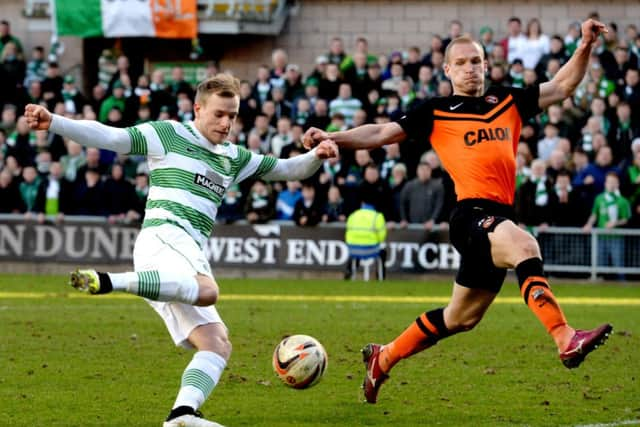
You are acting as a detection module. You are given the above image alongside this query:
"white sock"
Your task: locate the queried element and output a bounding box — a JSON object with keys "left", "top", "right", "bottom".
{"left": 173, "top": 351, "right": 227, "bottom": 410}
{"left": 107, "top": 271, "right": 199, "bottom": 304}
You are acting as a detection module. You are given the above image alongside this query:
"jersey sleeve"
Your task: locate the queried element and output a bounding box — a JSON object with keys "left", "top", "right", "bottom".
{"left": 395, "top": 99, "right": 435, "bottom": 142}
{"left": 509, "top": 85, "right": 542, "bottom": 121}
{"left": 124, "top": 122, "right": 169, "bottom": 158}
{"left": 233, "top": 145, "right": 278, "bottom": 183}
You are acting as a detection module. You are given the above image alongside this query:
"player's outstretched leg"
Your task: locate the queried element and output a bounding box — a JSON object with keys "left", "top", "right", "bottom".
{"left": 515, "top": 258, "right": 613, "bottom": 368}
{"left": 69, "top": 269, "right": 202, "bottom": 305}
{"left": 361, "top": 308, "right": 451, "bottom": 403}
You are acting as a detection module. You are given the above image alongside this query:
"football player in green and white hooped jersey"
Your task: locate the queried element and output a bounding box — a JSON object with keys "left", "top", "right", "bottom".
{"left": 24, "top": 73, "right": 339, "bottom": 427}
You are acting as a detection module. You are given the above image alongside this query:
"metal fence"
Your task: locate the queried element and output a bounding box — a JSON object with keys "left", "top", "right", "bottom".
{"left": 536, "top": 226, "right": 640, "bottom": 280}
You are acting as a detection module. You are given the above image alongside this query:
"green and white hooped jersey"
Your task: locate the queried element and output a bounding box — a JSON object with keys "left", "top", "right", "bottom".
{"left": 126, "top": 120, "right": 277, "bottom": 248}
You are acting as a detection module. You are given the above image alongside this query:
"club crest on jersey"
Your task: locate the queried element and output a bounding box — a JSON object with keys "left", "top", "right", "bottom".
{"left": 464, "top": 127, "right": 511, "bottom": 146}
{"left": 221, "top": 157, "right": 231, "bottom": 174}
{"left": 194, "top": 171, "right": 226, "bottom": 197}
{"left": 485, "top": 95, "right": 499, "bottom": 104}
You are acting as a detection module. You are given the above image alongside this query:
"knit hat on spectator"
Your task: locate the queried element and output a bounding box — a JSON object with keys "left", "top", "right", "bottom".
{"left": 64, "top": 75, "right": 75, "bottom": 84}
{"left": 305, "top": 77, "right": 319, "bottom": 87}
{"left": 479, "top": 26, "right": 493, "bottom": 37}
{"left": 315, "top": 55, "right": 328, "bottom": 64}
{"left": 113, "top": 80, "right": 124, "bottom": 89}
{"left": 286, "top": 64, "right": 300, "bottom": 72}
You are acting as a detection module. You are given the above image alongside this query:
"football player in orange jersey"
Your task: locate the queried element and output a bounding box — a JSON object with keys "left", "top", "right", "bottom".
{"left": 303, "top": 19, "right": 613, "bottom": 404}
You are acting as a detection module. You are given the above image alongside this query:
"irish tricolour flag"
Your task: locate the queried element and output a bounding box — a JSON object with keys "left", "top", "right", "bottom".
{"left": 53, "top": 0, "right": 197, "bottom": 39}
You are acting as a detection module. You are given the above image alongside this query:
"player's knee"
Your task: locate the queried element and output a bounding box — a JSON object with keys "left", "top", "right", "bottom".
{"left": 447, "top": 312, "right": 482, "bottom": 332}
{"left": 195, "top": 276, "right": 219, "bottom": 306}
{"left": 518, "top": 237, "right": 541, "bottom": 262}
{"left": 212, "top": 334, "right": 232, "bottom": 361}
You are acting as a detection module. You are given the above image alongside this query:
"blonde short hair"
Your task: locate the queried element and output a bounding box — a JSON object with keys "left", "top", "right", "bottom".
{"left": 444, "top": 36, "right": 485, "bottom": 64}
{"left": 195, "top": 73, "right": 241, "bottom": 105}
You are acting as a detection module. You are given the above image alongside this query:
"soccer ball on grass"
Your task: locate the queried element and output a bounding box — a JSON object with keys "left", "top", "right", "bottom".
{"left": 272, "top": 334, "right": 328, "bottom": 389}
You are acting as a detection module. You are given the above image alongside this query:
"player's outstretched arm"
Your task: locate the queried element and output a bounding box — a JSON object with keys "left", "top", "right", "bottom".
{"left": 538, "top": 19, "right": 607, "bottom": 109}
{"left": 24, "top": 104, "right": 132, "bottom": 154}
{"left": 302, "top": 122, "right": 406, "bottom": 151}
{"left": 262, "top": 141, "right": 339, "bottom": 181}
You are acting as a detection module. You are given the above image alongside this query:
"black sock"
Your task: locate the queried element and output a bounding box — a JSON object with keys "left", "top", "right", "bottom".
{"left": 95, "top": 272, "right": 113, "bottom": 294}
{"left": 166, "top": 406, "right": 195, "bottom": 421}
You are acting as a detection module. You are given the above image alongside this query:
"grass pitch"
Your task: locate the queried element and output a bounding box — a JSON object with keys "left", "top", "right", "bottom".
{"left": 0, "top": 274, "right": 639, "bottom": 427}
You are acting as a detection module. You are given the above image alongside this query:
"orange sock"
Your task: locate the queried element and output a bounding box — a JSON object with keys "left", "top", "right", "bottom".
{"left": 520, "top": 276, "right": 573, "bottom": 349}
{"left": 379, "top": 308, "right": 450, "bottom": 373}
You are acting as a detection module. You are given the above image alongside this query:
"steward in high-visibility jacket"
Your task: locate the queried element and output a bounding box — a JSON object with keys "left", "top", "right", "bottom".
{"left": 345, "top": 203, "right": 387, "bottom": 279}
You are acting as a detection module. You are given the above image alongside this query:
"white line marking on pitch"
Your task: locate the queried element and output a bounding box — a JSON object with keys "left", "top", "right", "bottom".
{"left": 575, "top": 420, "right": 640, "bottom": 427}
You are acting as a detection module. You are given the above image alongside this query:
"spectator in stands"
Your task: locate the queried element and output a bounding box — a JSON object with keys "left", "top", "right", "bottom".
{"left": 40, "top": 161, "right": 72, "bottom": 220}
{"left": 535, "top": 35, "right": 568, "bottom": 78}
{"left": 546, "top": 149, "right": 569, "bottom": 184}
{"left": 421, "top": 149, "right": 456, "bottom": 223}
{"left": 609, "top": 101, "right": 638, "bottom": 163}
{"left": 620, "top": 68, "right": 640, "bottom": 117}
{"left": 24, "top": 46, "right": 47, "bottom": 88}
{"left": 270, "top": 116, "right": 293, "bottom": 158}
{"left": 250, "top": 113, "right": 275, "bottom": 153}
{"left": 343, "top": 51, "right": 370, "bottom": 101}
{"left": 99, "top": 80, "right": 127, "bottom": 123}
{"left": 276, "top": 179, "right": 302, "bottom": 220}
{"left": 270, "top": 48, "right": 288, "bottom": 86}
{"left": 358, "top": 162, "right": 393, "bottom": 219}
{"left": 292, "top": 97, "right": 311, "bottom": 128}
{"left": 574, "top": 145, "right": 619, "bottom": 205}
{"left": 2, "top": 41, "right": 26, "bottom": 94}
{"left": 318, "top": 151, "right": 346, "bottom": 189}
{"left": 0, "top": 104, "right": 17, "bottom": 134}
{"left": 74, "top": 167, "right": 106, "bottom": 216}
{"left": 341, "top": 37, "right": 377, "bottom": 74}
{"left": 252, "top": 64, "right": 272, "bottom": 107}
{"left": 583, "top": 172, "right": 631, "bottom": 278}
{"left": 283, "top": 63, "right": 304, "bottom": 103}
{"left": 97, "top": 49, "right": 117, "bottom": 90}
{"left": 329, "top": 83, "right": 362, "bottom": 127}
{"left": 0, "top": 20, "right": 23, "bottom": 55}
{"left": 478, "top": 26, "right": 495, "bottom": 56}
{"left": 403, "top": 46, "right": 422, "bottom": 83}
{"left": 537, "top": 123, "right": 561, "bottom": 161}
{"left": 319, "top": 62, "right": 342, "bottom": 102}
{"left": 442, "top": 19, "right": 463, "bottom": 51}
{"left": 59, "top": 139, "right": 86, "bottom": 182}
{"left": 501, "top": 16, "right": 527, "bottom": 64}
{"left": 104, "top": 163, "right": 138, "bottom": 223}
{"left": 245, "top": 179, "right": 275, "bottom": 224}
{"left": 19, "top": 165, "right": 44, "bottom": 218}
{"left": 415, "top": 65, "right": 437, "bottom": 99}
{"left": 169, "top": 66, "right": 194, "bottom": 100}
{"left": 322, "top": 185, "right": 345, "bottom": 223}
{"left": 109, "top": 55, "right": 132, "bottom": 93}
{"left": 269, "top": 86, "right": 291, "bottom": 120}
{"left": 326, "top": 37, "right": 346, "bottom": 66}
{"left": 308, "top": 55, "right": 328, "bottom": 83}
{"left": 380, "top": 143, "right": 401, "bottom": 183}
{"left": 399, "top": 162, "right": 444, "bottom": 230}
{"left": 41, "top": 62, "right": 63, "bottom": 106}
{"left": 293, "top": 181, "right": 323, "bottom": 227}
{"left": 516, "top": 159, "right": 558, "bottom": 229}
{"left": 521, "top": 18, "right": 550, "bottom": 70}
{"left": 61, "top": 75, "right": 86, "bottom": 115}
{"left": 76, "top": 146, "right": 107, "bottom": 185}
{"left": 386, "top": 162, "right": 408, "bottom": 224}
{"left": 421, "top": 34, "right": 443, "bottom": 67}
{"left": 623, "top": 147, "right": 640, "bottom": 205}
{"left": 176, "top": 97, "right": 194, "bottom": 123}
{"left": 0, "top": 167, "right": 21, "bottom": 213}
{"left": 7, "top": 117, "right": 36, "bottom": 169}
{"left": 216, "top": 184, "right": 243, "bottom": 225}
{"left": 238, "top": 79, "right": 257, "bottom": 131}
{"left": 552, "top": 169, "right": 589, "bottom": 227}
{"left": 507, "top": 59, "right": 525, "bottom": 88}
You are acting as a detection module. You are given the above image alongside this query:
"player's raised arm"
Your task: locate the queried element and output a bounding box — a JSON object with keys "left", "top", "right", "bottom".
{"left": 24, "top": 103, "right": 133, "bottom": 154}
{"left": 538, "top": 19, "right": 607, "bottom": 109}
{"left": 303, "top": 122, "right": 406, "bottom": 151}
{"left": 261, "top": 140, "right": 339, "bottom": 181}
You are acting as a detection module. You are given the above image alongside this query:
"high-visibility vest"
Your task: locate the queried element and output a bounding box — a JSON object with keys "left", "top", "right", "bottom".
{"left": 345, "top": 208, "right": 386, "bottom": 248}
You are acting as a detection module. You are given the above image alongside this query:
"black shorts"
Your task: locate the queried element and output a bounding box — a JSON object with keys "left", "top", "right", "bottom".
{"left": 449, "top": 199, "right": 516, "bottom": 293}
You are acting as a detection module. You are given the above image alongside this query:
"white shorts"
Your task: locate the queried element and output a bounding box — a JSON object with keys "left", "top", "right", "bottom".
{"left": 133, "top": 224, "right": 224, "bottom": 348}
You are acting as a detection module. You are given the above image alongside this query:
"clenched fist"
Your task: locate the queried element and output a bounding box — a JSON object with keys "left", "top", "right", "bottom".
{"left": 24, "top": 104, "right": 53, "bottom": 131}
{"left": 314, "top": 140, "right": 339, "bottom": 160}
{"left": 302, "top": 127, "right": 330, "bottom": 150}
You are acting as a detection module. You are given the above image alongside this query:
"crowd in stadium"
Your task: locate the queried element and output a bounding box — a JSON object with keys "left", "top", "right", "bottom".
{"left": 1, "top": 14, "right": 639, "bottom": 230}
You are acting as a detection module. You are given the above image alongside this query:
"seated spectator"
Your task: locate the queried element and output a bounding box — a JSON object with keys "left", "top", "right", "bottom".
{"left": 358, "top": 162, "right": 393, "bottom": 219}
{"left": 61, "top": 75, "right": 86, "bottom": 115}
{"left": 19, "top": 165, "right": 45, "bottom": 218}
{"left": 552, "top": 170, "right": 589, "bottom": 226}
{"left": 399, "top": 162, "right": 444, "bottom": 230}
{"left": 249, "top": 113, "right": 275, "bottom": 153}
{"left": 76, "top": 147, "right": 107, "bottom": 185}
{"left": 59, "top": 139, "right": 86, "bottom": 182}
{"left": 322, "top": 185, "right": 345, "bottom": 223}
{"left": 5, "top": 116, "right": 36, "bottom": 167}
{"left": 98, "top": 80, "right": 127, "bottom": 123}
{"left": 41, "top": 161, "right": 73, "bottom": 221}
{"left": 103, "top": 163, "right": 138, "bottom": 223}
{"left": 293, "top": 181, "right": 323, "bottom": 227}
{"left": 304, "top": 98, "right": 330, "bottom": 131}
{"left": 573, "top": 145, "right": 619, "bottom": 197}
{"left": 74, "top": 167, "right": 106, "bottom": 216}
{"left": 546, "top": 148, "right": 569, "bottom": 184}
{"left": 270, "top": 116, "right": 293, "bottom": 158}
{"left": 0, "top": 104, "right": 17, "bottom": 134}
{"left": 0, "top": 167, "right": 21, "bottom": 213}
{"left": 380, "top": 143, "right": 402, "bottom": 183}
{"left": 133, "top": 172, "right": 149, "bottom": 218}
{"left": 24, "top": 45, "right": 47, "bottom": 88}
{"left": 244, "top": 179, "right": 275, "bottom": 224}
{"left": 319, "top": 63, "right": 342, "bottom": 103}
{"left": 292, "top": 97, "right": 311, "bottom": 128}
{"left": 276, "top": 180, "right": 302, "bottom": 220}
{"left": 329, "top": 83, "right": 362, "bottom": 127}
{"left": 388, "top": 162, "right": 408, "bottom": 224}
{"left": 537, "top": 123, "right": 561, "bottom": 161}
{"left": 516, "top": 159, "right": 558, "bottom": 229}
